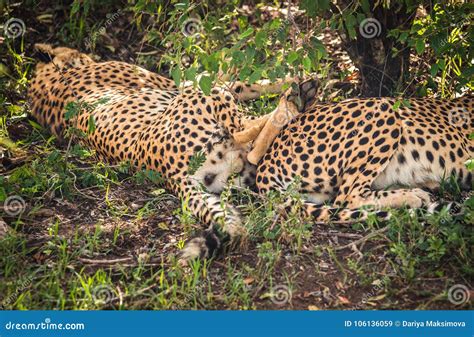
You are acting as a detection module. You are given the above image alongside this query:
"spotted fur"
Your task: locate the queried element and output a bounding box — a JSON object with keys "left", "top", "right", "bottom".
{"left": 28, "top": 44, "right": 473, "bottom": 262}
{"left": 256, "top": 93, "right": 473, "bottom": 222}
{"left": 28, "top": 44, "right": 281, "bottom": 261}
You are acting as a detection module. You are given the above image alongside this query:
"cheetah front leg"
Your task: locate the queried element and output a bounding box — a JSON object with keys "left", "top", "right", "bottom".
{"left": 297, "top": 165, "right": 435, "bottom": 224}
{"left": 234, "top": 79, "right": 318, "bottom": 164}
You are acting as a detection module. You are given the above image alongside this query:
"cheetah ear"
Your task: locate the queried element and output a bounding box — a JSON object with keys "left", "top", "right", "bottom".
{"left": 233, "top": 115, "right": 270, "bottom": 144}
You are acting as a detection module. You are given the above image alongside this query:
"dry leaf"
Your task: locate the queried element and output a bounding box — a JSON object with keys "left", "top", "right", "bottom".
{"left": 337, "top": 295, "right": 351, "bottom": 304}
{"left": 319, "top": 261, "right": 329, "bottom": 270}
{"left": 33, "top": 252, "right": 46, "bottom": 263}
{"left": 33, "top": 208, "right": 55, "bottom": 217}
{"left": 372, "top": 279, "right": 383, "bottom": 286}
{"left": 243, "top": 277, "right": 254, "bottom": 285}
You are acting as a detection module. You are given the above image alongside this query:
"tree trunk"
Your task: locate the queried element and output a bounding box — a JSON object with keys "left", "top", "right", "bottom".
{"left": 336, "top": 1, "right": 417, "bottom": 97}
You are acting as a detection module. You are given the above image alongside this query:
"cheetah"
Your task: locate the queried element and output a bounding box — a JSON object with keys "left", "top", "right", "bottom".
{"left": 28, "top": 44, "right": 473, "bottom": 262}
{"left": 28, "top": 44, "right": 300, "bottom": 261}
{"left": 249, "top": 83, "right": 473, "bottom": 223}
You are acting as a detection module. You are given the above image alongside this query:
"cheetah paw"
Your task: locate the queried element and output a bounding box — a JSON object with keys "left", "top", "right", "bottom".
{"left": 285, "top": 78, "right": 318, "bottom": 112}
{"left": 410, "top": 188, "right": 434, "bottom": 208}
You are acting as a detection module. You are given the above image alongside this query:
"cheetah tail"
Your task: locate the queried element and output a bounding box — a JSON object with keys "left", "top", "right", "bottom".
{"left": 176, "top": 184, "right": 246, "bottom": 264}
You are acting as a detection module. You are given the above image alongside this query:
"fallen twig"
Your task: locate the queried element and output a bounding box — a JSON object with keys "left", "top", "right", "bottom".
{"left": 334, "top": 226, "right": 389, "bottom": 251}
{"left": 318, "top": 231, "right": 363, "bottom": 239}
{"left": 78, "top": 257, "right": 133, "bottom": 264}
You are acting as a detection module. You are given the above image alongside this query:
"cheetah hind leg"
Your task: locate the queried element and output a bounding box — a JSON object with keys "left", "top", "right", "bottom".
{"left": 337, "top": 186, "right": 443, "bottom": 214}
{"left": 284, "top": 188, "right": 442, "bottom": 226}
{"left": 294, "top": 201, "right": 392, "bottom": 225}
{"left": 268, "top": 184, "right": 392, "bottom": 225}
{"left": 235, "top": 78, "right": 318, "bottom": 165}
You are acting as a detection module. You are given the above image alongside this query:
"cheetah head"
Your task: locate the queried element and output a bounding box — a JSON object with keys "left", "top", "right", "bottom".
{"left": 190, "top": 131, "right": 256, "bottom": 193}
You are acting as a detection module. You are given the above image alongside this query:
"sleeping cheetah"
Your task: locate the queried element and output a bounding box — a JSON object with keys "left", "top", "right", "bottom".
{"left": 28, "top": 44, "right": 473, "bottom": 262}
{"left": 250, "top": 84, "right": 473, "bottom": 224}
{"left": 28, "top": 44, "right": 298, "bottom": 261}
